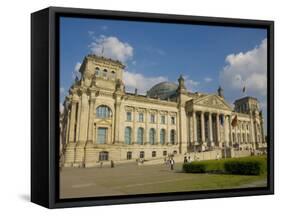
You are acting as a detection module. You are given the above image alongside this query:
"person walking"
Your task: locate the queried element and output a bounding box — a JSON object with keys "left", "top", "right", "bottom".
{"left": 170, "top": 158, "right": 175, "bottom": 170}
{"left": 184, "top": 156, "right": 187, "bottom": 164}
{"left": 111, "top": 160, "right": 114, "bottom": 168}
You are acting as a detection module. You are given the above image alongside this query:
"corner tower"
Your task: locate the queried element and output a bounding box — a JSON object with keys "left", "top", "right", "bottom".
{"left": 79, "top": 54, "right": 125, "bottom": 90}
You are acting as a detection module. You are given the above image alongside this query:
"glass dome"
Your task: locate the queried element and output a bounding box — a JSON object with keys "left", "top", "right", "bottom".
{"left": 147, "top": 82, "right": 178, "bottom": 99}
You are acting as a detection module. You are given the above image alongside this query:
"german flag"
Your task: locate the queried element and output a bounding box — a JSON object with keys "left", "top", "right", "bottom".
{"left": 231, "top": 115, "right": 238, "bottom": 127}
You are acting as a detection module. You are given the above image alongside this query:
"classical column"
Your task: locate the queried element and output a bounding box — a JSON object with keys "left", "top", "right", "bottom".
{"left": 216, "top": 113, "right": 221, "bottom": 147}
{"left": 74, "top": 90, "right": 89, "bottom": 167}
{"left": 114, "top": 100, "right": 121, "bottom": 144}
{"left": 223, "top": 114, "right": 229, "bottom": 147}
{"left": 65, "top": 109, "right": 71, "bottom": 144}
{"left": 193, "top": 111, "right": 197, "bottom": 145}
{"left": 132, "top": 108, "right": 136, "bottom": 144}
{"left": 240, "top": 121, "right": 243, "bottom": 144}
{"left": 86, "top": 97, "right": 95, "bottom": 145}
{"left": 145, "top": 110, "right": 148, "bottom": 144}
{"left": 68, "top": 101, "right": 78, "bottom": 143}
{"left": 77, "top": 90, "right": 89, "bottom": 144}
{"left": 64, "top": 100, "right": 78, "bottom": 167}
{"left": 84, "top": 96, "right": 96, "bottom": 168}
{"left": 260, "top": 119, "right": 265, "bottom": 143}
{"left": 200, "top": 112, "right": 206, "bottom": 145}
{"left": 229, "top": 115, "right": 233, "bottom": 146}
{"left": 208, "top": 112, "right": 214, "bottom": 147}
{"left": 156, "top": 111, "right": 159, "bottom": 145}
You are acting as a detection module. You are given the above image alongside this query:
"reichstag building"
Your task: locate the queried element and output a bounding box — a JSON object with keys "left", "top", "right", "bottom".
{"left": 60, "top": 55, "right": 266, "bottom": 167}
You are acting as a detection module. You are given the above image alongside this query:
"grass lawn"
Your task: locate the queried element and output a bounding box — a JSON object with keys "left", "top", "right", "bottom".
{"left": 60, "top": 157, "right": 267, "bottom": 198}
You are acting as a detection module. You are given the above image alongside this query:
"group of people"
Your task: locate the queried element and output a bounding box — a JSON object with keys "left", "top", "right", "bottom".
{"left": 164, "top": 156, "right": 175, "bottom": 170}
{"left": 183, "top": 155, "right": 192, "bottom": 164}
{"left": 99, "top": 160, "right": 115, "bottom": 168}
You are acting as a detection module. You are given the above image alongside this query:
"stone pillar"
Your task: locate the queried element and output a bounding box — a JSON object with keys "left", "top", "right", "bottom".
{"left": 156, "top": 111, "right": 159, "bottom": 145}
{"left": 240, "top": 121, "right": 243, "bottom": 144}
{"left": 84, "top": 96, "right": 97, "bottom": 168}
{"left": 223, "top": 114, "right": 229, "bottom": 147}
{"left": 68, "top": 101, "right": 78, "bottom": 143}
{"left": 200, "top": 112, "right": 206, "bottom": 149}
{"left": 216, "top": 113, "right": 221, "bottom": 147}
{"left": 229, "top": 115, "right": 233, "bottom": 146}
{"left": 179, "top": 106, "right": 188, "bottom": 153}
{"left": 250, "top": 115, "right": 255, "bottom": 144}
{"left": 86, "top": 97, "right": 95, "bottom": 144}
{"left": 133, "top": 108, "right": 136, "bottom": 144}
{"left": 145, "top": 110, "right": 149, "bottom": 144}
{"left": 114, "top": 101, "right": 121, "bottom": 144}
{"left": 65, "top": 110, "right": 71, "bottom": 144}
{"left": 260, "top": 119, "right": 265, "bottom": 143}
{"left": 74, "top": 90, "right": 89, "bottom": 167}
{"left": 64, "top": 100, "right": 78, "bottom": 167}
{"left": 193, "top": 111, "right": 197, "bottom": 145}
{"left": 208, "top": 112, "right": 214, "bottom": 147}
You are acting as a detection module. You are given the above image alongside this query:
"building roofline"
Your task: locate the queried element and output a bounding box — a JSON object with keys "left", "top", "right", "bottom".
{"left": 86, "top": 54, "right": 126, "bottom": 68}
{"left": 234, "top": 96, "right": 259, "bottom": 103}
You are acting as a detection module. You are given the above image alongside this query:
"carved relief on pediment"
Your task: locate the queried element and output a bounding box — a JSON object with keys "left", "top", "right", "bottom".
{"left": 195, "top": 96, "right": 232, "bottom": 110}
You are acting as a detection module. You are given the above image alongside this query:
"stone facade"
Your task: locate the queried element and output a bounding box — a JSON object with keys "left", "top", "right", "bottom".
{"left": 60, "top": 55, "right": 267, "bottom": 168}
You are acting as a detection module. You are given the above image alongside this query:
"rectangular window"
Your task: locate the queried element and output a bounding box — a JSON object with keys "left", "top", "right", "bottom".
{"left": 163, "top": 151, "right": 167, "bottom": 156}
{"left": 139, "top": 113, "right": 144, "bottom": 122}
{"left": 161, "top": 115, "right": 165, "bottom": 124}
{"left": 127, "top": 152, "right": 132, "bottom": 160}
{"left": 152, "top": 151, "right": 156, "bottom": 157}
{"left": 140, "top": 151, "right": 145, "bottom": 159}
{"left": 150, "top": 114, "right": 155, "bottom": 123}
{"left": 171, "top": 116, "right": 175, "bottom": 124}
{"left": 127, "top": 112, "right": 132, "bottom": 121}
{"left": 97, "top": 128, "right": 107, "bottom": 144}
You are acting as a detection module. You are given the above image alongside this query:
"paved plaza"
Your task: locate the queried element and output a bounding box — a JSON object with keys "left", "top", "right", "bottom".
{"left": 60, "top": 162, "right": 267, "bottom": 199}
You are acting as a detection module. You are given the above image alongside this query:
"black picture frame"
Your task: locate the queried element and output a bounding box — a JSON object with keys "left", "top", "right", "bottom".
{"left": 31, "top": 6, "right": 274, "bottom": 209}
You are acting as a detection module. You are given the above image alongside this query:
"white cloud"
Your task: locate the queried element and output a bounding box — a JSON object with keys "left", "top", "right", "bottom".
{"left": 219, "top": 38, "right": 267, "bottom": 134}
{"left": 182, "top": 75, "right": 200, "bottom": 92}
{"left": 123, "top": 71, "right": 167, "bottom": 94}
{"left": 89, "top": 35, "right": 133, "bottom": 62}
{"left": 204, "top": 77, "right": 213, "bottom": 83}
{"left": 72, "top": 62, "right": 81, "bottom": 80}
{"left": 220, "top": 38, "right": 267, "bottom": 97}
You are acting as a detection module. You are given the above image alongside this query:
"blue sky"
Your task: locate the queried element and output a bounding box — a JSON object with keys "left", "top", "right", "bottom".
{"left": 60, "top": 16, "right": 267, "bottom": 133}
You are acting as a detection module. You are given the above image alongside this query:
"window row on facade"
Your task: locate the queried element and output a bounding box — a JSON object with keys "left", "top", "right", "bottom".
{"left": 98, "top": 150, "right": 178, "bottom": 161}
{"left": 124, "top": 127, "right": 176, "bottom": 145}
{"left": 126, "top": 111, "right": 176, "bottom": 124}
{"left": 95, "top": 67, "right": 116, "bottom": 79}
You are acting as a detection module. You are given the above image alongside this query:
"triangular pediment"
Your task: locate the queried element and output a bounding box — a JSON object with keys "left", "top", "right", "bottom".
{"left": 96, "top": 119, "right": 111, "bottom": 125}
{"left": 193, "top": 94, "right": 233, "bottom": 110}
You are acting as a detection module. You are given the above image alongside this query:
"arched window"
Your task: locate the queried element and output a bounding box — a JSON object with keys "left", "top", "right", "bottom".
{"left": 149, "top": 128, "right": 156, "bottom": 144}
{"left": 95, "top": 67, "right": 100, "bottom": 76}
{"left": 96, "top": 105, "right": 111, "bottom": 118}
{"left": 125, "top": 127, "right": 132, "bottom": 144}
{"left": 99, "top": 151, "right": 109, "bottom": 161}
{"left": 170, "top": 129, "right": 176, "bottom": 144}
{"left": 160, "top": 129, "right": 165, "bottom": 144}
{"left": 137, "top": 127, "right": 144, "bottom": 144}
